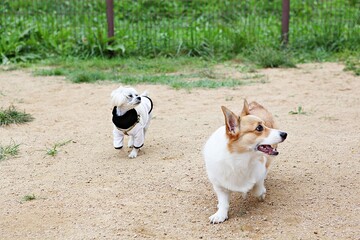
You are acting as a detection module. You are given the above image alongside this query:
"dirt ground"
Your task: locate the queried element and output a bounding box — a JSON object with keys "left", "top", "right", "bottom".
{"left": 0, "top": 62, "right": 359, "bottom": 240}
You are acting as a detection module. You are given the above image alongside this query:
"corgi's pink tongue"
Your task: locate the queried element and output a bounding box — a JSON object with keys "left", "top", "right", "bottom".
{"left": 257, "top": 145, "right": 279, "bottom": 156}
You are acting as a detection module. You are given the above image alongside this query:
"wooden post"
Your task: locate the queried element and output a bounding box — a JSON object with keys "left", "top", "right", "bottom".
{"left": 106, "top": 0, "right": 114, "bottom": 56}
{"left": 281, "top": 0, "right": 290, "bottom": 46}
{"left": 106, "top": 0, "right": 114, "bottom": 39}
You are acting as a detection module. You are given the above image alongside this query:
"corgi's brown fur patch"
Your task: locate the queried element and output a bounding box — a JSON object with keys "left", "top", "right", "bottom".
{"left": 222, "top": 101, "right": 274, "bottom": 154}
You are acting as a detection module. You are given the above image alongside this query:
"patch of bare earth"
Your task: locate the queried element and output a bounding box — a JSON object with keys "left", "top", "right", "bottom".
{"left": 0, "top": 62, "right": 359, "bottom": 239}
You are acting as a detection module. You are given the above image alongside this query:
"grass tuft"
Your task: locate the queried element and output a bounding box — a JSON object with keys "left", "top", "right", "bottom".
{"left": 169, "top": 78, "right": 247, "bottom": 89}
{"left": 22, "top": 194, "right": 36, "bottom": 202}
{"left": 247, "top": 47, "right": 296, "bottom": 68}
{"left": 46, "top": 140, "right": 72, "bottom": 157}
{"left": 0, "top": 141, "right": 20, "bottom": 161}
{"left": 289, "top": 106, "right": 307, "bottom": 115}
{"left": 33, "top": 68, "right": 67, "bottom": 76}
{"left": 69, "top": 71, "right": 110, "bottom": 83}
{"left": 344, "top": 57, "right": 360, "bottom": 76}
{"left": 0, "top": 105, "right": 34, "bottom": 126}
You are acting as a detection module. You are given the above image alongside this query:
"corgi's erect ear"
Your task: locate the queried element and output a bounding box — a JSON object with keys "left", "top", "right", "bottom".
{"left": 240, "top": 99, "right": 250, "bottom": 117}
{"left": 221, "top": 106, "right": 240, "bottom": 135}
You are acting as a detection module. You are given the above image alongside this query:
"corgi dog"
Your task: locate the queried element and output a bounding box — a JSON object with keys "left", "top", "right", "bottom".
{"left": 203, "top": 100, "right": 287, "bottom": 223}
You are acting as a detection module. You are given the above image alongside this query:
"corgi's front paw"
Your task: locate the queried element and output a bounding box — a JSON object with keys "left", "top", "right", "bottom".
{"left": 253, "top": 183, "right": 266, "bottom": 201}
{"left": 258, "top": 193, "right": 266, "bottom": 202}
{"left": 209, "top": 210, "right": 228, "bottom": 224}
{"left": 254, "top": 188, "right": 266, "bottom": 201}
{"left": 241, "top": 192, "right": 248, "bottom": 199}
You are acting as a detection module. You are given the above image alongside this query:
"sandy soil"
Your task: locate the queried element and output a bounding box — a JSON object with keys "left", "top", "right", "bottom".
{"left": 0, "top": 62, "right": 359, "bottom": 240}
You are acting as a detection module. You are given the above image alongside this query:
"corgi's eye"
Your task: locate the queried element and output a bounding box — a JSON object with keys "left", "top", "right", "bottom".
{"left": 256, "top": 125, "right": 263, "bottom": 132}
{"left": 127, "top": 94, "right": 133, "bottom": 98}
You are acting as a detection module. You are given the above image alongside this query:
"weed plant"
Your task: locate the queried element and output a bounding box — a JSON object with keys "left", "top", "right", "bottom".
{"left": 46, "top": 140, "right": 72, "bottom": 157}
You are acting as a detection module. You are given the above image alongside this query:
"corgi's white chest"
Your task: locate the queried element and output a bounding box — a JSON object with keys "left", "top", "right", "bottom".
{"left": 203, "top": 126, "right": 268, "bottom": 193}
{"left": 216, "top": 153, "right": 267, "bottom": 193}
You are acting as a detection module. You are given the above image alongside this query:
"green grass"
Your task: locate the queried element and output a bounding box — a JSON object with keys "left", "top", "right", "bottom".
{"left": 2, "top": 1, "right": 359, "bottom": 79}
{"left": 35, "top": 56, "right": 212, "bottom": 74}
{"left": 0, "top": 105, "right": 34, "bottom": 126}
{"left": 22, "top": 194, "right": 36, "bottom": 202}
{"left": 344, "top": 56, "right": 360, "bottom": 76}
{"left": 33, "top": 68, "right": 67, "bottom": 76}
{"left": 33, "top": 67, "right": 113, "bottom": 83}
{"left": 32, "top": 57, "right": 267, "bottom": 89}
{"left": 69, "top": 71, "right": 111, "bottom": 83}
{"left": 115, "top": 74, "right": 262, "bottom": 89}
{"left": 33, "top": 56, "right": 213, "bottom": 83}
{"left": 169, "top": 78, "right": 251, "bottom": 89}
{"left": 289, "top": 106, "right": 307, "bottom": 115}
{"left": 0, "top": 141, "right": 20, "bottom": 161}
{"left": 1, "top": 0, "right": 359, "bottom": 63}
{"left": 46, "top": 140, "right": 72, "bottom": 157}
{"left": 244, "top": 47, "right": 296, "bottom": 68}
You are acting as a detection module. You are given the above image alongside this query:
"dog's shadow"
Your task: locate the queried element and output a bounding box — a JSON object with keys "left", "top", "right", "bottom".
{"left": 228, "top": 176, "right": 294, "bottom": 220}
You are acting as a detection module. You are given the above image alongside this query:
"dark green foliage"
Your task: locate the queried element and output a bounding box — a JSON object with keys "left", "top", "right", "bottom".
{"left": 1, "top": 0, "right": 359, "bottom": 63}
{"left": 247, "top": 46, "right": 296, "bottom": 68}
{"left": 344, "top": 56, "right": 360, "bottom": 76}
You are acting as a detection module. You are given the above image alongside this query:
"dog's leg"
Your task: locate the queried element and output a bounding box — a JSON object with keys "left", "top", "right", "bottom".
{"left": 128, "top": 148, "right": 139, "bottom": 159}
{"left": 253, "top": 178, "right": 266, "bottom": 201}
{"left": 128, "top": 136, "right": 134, "bottom": 148}
{"left": 209, "top": 185, "right": 230, "bottom": 224}
{"left": 143, "top": 114, "right": 152, "bottom": 137}
{"left": 253, "top": 157, "right": 268, "bottom": 201}
{"left": 128, "top": 129, "right": 145, "bottom": 158}
{"left": 113, "top": 128, "right": 124, "bottom": 149}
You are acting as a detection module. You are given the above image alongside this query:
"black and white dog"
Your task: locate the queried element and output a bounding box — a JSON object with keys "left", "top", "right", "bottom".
{"left": 111, "top": 86, "right": 153, "bottom": 158}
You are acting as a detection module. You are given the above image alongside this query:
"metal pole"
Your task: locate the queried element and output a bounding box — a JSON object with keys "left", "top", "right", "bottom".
{"left": 106, "top": 0, "right": 114, "bottom": 39}
{"left": 281, "top": 0, "right": 290, "bottom": 46}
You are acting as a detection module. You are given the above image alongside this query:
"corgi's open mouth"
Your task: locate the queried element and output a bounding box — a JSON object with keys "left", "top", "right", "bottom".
{"left": 257, "top": 145, "right": 279, "bottom": 156}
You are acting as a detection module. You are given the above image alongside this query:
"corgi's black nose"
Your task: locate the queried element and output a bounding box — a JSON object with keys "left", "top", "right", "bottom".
{"left": 137, "top": 96, "right": 141, "bottom": 101}
{"left": 280, "top": 132, "right": 287, "bottom": 140}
